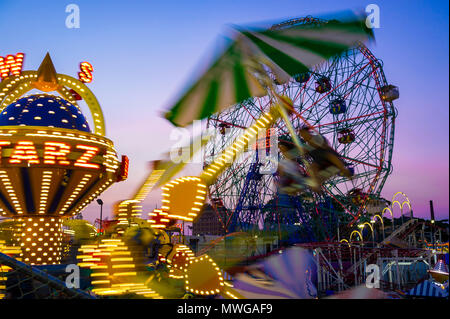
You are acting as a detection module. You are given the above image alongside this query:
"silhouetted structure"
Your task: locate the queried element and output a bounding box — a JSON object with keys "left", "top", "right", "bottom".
{"left": 192, "top": 204, "right": 228, "bottom": 236}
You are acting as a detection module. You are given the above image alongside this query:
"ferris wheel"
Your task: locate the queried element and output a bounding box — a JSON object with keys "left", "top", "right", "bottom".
{"left": 203, "top": 17, "right": 398, "bottom": 241}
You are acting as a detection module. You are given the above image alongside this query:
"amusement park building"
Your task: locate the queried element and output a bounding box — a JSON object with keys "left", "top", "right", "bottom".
{"left": 192, "top": 204, "right": 228, "bottom": 236}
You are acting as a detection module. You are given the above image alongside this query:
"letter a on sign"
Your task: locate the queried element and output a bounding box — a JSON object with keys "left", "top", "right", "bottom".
{"left": 65, "top": 4, "right": 80, "bottom": 29}
{"left": 365, "top": 264, "right": 380, "bottom": 288}
{"left": 365, "top": 4, "right": 380, "bottom": 29}
{"left": 65, "top": 264, "right": 80, "bottom": 289}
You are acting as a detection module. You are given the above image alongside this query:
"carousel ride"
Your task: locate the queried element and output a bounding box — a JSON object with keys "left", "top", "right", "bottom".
{"left": 0, "top": 53, "right": 126, "bottom": 265}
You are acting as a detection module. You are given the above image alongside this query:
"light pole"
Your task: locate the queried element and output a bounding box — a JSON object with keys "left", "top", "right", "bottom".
{"left": 97, "top": 199, "right": 103, "bottom": 235}
{"left": 430, "top": 200, "right": 435, "bottom": 250}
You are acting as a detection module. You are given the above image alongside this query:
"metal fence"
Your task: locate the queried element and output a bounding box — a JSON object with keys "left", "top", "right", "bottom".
{"left": 0, "top": 251, "right": 94, "bottom": 299}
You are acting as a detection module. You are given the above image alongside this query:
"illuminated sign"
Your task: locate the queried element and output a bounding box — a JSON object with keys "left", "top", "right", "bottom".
{"left": 78, "top": 62, "right": 93, "bottom": 83}
{"left": 117, "top": 155, "right": 129, "bottom": 182}
{"left": 0, "top": 53, "right": 25, "bottom": 80}
{"left": 0, "top": 140, "right": 100, "bottom": 169}
{"left": 74, "top": 145, "right": 100, "bottom": 169}
{"left": 9, "top": 141, "right": 39, "bottom": 164}
{"left": 43, "top": 142, "right": 71, "bottom": 165}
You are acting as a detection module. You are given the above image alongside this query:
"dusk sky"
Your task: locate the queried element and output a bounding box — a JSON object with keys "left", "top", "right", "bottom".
{"left": 1, "top": 0, "right": 448, "bottom": 222}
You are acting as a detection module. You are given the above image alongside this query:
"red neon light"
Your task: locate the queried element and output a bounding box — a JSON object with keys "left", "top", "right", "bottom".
{"left": 0, "top": 140, "right": 101, "bottom": 169}
{"left": 117, "top": 155, "right": 129, "bottom": 182}
{"left": 69, "top": 88, "right": 82, "bottom": 101}
{"left": 74, "top": 145, "right": 100, "bottom": 169}
{"left": 0, "top": 53, "right": 25, "bottom": 80}
{"left": 174, "top": 223, "right": 183, "bottom": 232}
{"left": 78, "top": 62, "right": 93, "bottom": 83}
{"left": 9, "top": 141, "right": 39, "bottom": 164}
{"left": 43, "top": 142, "right": 71, "bottom": 165}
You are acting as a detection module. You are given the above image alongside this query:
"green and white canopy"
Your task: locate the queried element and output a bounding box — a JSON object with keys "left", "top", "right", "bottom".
{"left": 164, "top": 14, "right": 374, "bottom": 127}
{"left": 164, "top": 43, "right": 266, "bottom": 127}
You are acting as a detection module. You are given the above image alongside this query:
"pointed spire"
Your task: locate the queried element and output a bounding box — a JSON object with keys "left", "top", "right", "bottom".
{"left": 428, "top": 259, "right": 449, "bottom": 283}
{"left": 433, "top": 259, "right": 449, "bottom": 274}
{"left": 33, "top": 52, "right": 60, "bottom": 92}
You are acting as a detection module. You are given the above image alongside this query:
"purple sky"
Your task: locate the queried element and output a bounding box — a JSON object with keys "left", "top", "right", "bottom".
{"left": 0, "top": 0, "right": 448, "bottom": 223}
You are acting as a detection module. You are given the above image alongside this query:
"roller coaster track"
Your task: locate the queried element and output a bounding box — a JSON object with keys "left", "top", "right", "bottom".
{"left": 343, "top": 219, "right": 422, "bottom": 277}
{"left": 382, "top": 219, "right": 419, "bottom": 248}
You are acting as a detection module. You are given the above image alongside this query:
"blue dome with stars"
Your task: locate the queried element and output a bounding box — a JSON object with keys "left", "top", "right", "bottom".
{"left": 0, "top": 94, "right": 91, "bottom": 132}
